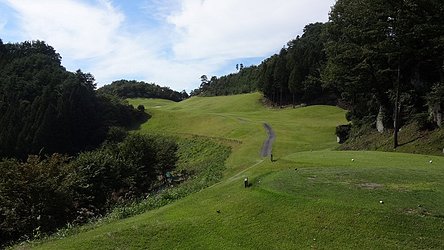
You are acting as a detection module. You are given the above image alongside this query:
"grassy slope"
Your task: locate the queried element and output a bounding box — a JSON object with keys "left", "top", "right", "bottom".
{"left": 33, "top": 93, "right": 444, "bottom": 249}
{"left": 341, "top": 122, "right": 444, "bottom": 156}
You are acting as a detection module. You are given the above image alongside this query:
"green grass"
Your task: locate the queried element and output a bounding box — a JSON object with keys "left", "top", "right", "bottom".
{"left": 129, "top": 93, "right": 343, "bottom": 176}
{"left": 27, "top": 93, "right": 444, "bottom": 249}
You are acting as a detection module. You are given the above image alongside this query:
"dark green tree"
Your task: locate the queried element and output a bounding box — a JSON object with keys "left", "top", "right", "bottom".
{"left": 325, "top": 0, "right": 444, "bottom": 147}
{"left": 0, "top": 40, "right": 147, "bottom": 158}
{"left": 98, "top": 80, "right": 187, "bottom": 102}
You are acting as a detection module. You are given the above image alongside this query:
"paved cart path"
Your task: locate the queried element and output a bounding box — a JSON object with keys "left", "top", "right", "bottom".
{"left": 260, "top": 123, "right": 275, "bottom": 157}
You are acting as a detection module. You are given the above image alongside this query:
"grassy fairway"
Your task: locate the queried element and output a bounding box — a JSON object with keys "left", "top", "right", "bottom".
{"left": 130, "top": 93, "right": 343, "bottom": 176}
{"left": 31, "top": 93, "right": 444, "bottom": 249}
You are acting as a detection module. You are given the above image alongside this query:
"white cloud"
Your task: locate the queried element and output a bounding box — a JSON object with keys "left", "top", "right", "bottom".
{"left": 88, "top": 36, "right": 216, "bottom": 89}
{"left": 3, "top": 0, "right": 335, "bottom": 91}
{"left": 6, "top": 0, "right": 124, "bottom": 59}
{"left": 168, "top": 0, "right": 335, "bottom": 60}
{"left": 4, "top": 0, "right": 212, "bottom": 90}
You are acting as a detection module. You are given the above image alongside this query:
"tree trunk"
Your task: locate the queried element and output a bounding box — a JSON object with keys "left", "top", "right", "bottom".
{"left": 376, "top": 105, "right": 385, "bottom": 133}
{"left": 273, "top": 89, "right": 276, "bottom": 106}
{"left": 432, "top": 103, "right": 442, "bottom": 128}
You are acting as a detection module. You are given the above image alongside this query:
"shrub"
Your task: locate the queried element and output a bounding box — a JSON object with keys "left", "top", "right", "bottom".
{"left": 0, "top": 134, "right": 179, "bottom": 246}
{"left": 335, "top": 124, "right": 352, "bottom": 144}
{"left": 0, "top": 154, "right": 73, "bottom": 247}
{"left": 137, "top": 105, "right": 145, "bottom": 112}
{"left": 105, "top": 126, "right": 128, "bottom": 144}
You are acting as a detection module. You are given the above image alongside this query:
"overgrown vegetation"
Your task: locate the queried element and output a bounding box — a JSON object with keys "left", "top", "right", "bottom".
{"left": 11, "top": 136, "right": 231, "bottom": 249}
{"left": 0, "top": 133, "right": 179, "bottom": 247}
{"left": 340, "top": 122, "right": 444, "bottom": 155}
{"left": 107, "top": 136, "right": 231, "bottom": 220}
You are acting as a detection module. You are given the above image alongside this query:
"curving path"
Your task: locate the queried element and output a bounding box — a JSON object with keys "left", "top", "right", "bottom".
{"left": 260, "top": 123, "right": 275, "bottom": 157}
{"left": 228, "top": 123, "right": 275, "bottom": 182}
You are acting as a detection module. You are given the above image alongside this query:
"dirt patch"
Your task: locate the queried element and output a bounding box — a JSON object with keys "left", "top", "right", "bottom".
{"left": 357, "top": 183, "right": 384, "bottom": 190}
{"left": 403, "top": 207, "right": 432, "bottom": 217}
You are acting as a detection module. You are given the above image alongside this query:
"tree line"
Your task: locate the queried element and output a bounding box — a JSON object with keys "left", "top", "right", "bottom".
{"left": 98, "top": 79, "right": 189, "bottom": 102}
{"left": 193, "top": 0, "right": 444, "bottom": 145}
{"left": 0, "top": 40, "right": 182, "bottom": 246}
{"left": 191, "top": 22, "right": 332, "bottom": 105}
{"left": 0, "top": 40, "right": 150, "bottom": 159}
{"left": 191, "top": 67, "right": 259, "bottom": 96}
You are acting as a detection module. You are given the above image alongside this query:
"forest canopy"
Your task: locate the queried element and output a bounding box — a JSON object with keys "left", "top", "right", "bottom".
{"left": 98, "top": 79, "right": 189, "bottom": 102}
{"left": 0, "top": 40, "right": 148, "bottom": 159}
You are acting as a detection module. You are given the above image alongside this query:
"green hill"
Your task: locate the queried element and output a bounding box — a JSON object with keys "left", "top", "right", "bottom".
{"left": 29, "top": 93, "right": 444, "bottom": 249}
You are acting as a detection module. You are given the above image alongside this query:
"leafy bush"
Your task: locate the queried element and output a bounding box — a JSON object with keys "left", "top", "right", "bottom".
{"left": 69, "top": 134, "right": 178, "bottom": 220}
{"left": 0, "top": 154, "right": 74, "bottom": 247}
{"left": 108, "top": 136, "right": 231, "bottom": 220}
{"left": 0, "top": 134, "right": 178, "bottom": 247}
{"left": 412, "top": 112, "right": 436, "bottom": 131}
{"left": 104, "top": 126, "right": 128, "bottom": 144}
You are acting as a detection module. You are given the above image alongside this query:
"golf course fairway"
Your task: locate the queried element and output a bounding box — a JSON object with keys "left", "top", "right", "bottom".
{"left": 31, "top": 93, "right": 444, "bottom": 249}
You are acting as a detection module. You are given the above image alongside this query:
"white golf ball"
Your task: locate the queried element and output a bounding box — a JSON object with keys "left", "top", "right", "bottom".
{"left": 379, "top": 200, "right": 384, "bottom": 204}
{"left": 429, "top": 160, "right": 433, "bottom": 164}
{"left": 351, "top": 159, "right": 355, "bottom": 162}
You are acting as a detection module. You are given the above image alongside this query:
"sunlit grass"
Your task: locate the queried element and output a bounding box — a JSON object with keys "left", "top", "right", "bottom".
{"left": 31, "top": 93, "right": 444, "bottom": 249}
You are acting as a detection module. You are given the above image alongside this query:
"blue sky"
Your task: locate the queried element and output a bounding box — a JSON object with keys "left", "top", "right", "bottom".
{"left": 0, "top": 0, "right": 335, "bottom": 91}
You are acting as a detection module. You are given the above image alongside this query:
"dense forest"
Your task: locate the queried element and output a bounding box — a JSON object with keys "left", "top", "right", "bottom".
{"left": 193, "top": 0, "right": 444, "bottom": 143}
{"left": 191, "top": 67, "right": 259, "bottom": 96}
{"left": 98, "top": 80, "right": 189, "bottom": 102}
{"left": 0, "top": 40, "right": 149, "bottom": 159}
{"left": 326, "top": 0, "right": 444, "bottom": 142}
{"left": 0, "top": 40, "right": 180, "bottom": 246}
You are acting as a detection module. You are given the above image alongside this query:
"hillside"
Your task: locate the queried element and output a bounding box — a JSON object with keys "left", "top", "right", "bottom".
{"left": 192, "top": 0, "right": 444, "bottom": 151}
{"left": 28, "top": 93, "right": 444, "bottom": 249}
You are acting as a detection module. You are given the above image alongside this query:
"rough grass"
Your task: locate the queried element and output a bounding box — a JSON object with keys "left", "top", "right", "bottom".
{"left": 26, "top": 93, "right": 444, "bottom": 249}
{"left": 341, "top": 122, "right": 444, "bottom": 156}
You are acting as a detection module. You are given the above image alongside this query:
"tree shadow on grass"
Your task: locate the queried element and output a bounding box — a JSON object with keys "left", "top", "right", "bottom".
{"left": 398, "top": 135, "right": 425, "bottom": 147}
